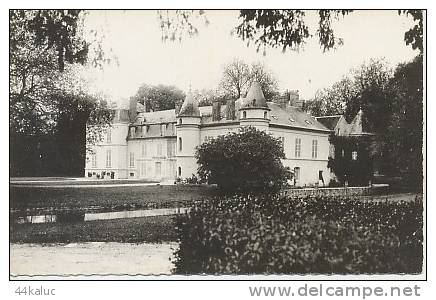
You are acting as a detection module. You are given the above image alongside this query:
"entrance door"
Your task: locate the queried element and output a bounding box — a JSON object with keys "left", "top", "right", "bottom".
{"left": 155, "top": 162, "right": 162, "bottom": 179}
{"left": 294, "top": 167, "right": 300, "bottom": 186}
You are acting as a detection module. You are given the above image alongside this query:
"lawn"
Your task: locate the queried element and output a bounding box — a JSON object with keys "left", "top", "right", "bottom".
{"left": 10, "top": 215, "right": 177, "bottom": 244}
{"left": 10, "top": 184, "right": 217, "bottom": 213}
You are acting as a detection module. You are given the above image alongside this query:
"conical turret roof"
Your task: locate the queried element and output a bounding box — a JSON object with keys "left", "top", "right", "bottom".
{"left": 178, "top": 91, "right": 200, "bottom": 117}
{"left": 241, "top": 81, "right": 267, "bottom": 108}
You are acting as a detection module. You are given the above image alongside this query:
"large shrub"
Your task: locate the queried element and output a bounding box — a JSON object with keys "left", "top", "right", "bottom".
{"left": 195, "top": 127, "right": 290, "bottom": 195}
{"left": 173, "top": 195, "right": 423, "bottom": 274}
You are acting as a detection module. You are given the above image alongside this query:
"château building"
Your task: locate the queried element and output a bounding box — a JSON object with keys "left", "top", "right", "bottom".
{"left": 85, "top": 82, "right": 332, "bottom": 186}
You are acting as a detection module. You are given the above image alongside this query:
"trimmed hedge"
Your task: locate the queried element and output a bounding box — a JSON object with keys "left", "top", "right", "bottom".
{"left": 173, "top": 195, "right": 423, "bottom": 274}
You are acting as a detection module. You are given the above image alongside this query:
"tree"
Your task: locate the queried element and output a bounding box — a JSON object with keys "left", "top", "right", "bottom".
{"left": 304, "top": 79, "right": 351, "bottom": 116}
{"left": 159, "top": 10, "right": 423, "bottom": 54}
{"left": 219, "top": 58, "right": 251, "bottom": 99}
{"left": 131, "top": 84, "right": 185, "bottom": 112}
{"left": 344, "top": 59, "right": 393, "bottom": 133}
{"left": 385, "top": 55, "right": 423, "bottom": 190}
{"left": 250, "top": 62, "right": 279, "bottom": 100}
{"left": 195, "top": 127, "right": 290, "bottom": 195}
{"left": 10, "top": 10, "right": 112, "bottom": 176}
{"left": 219, "top": 59, "right": 279, "bottom": 100}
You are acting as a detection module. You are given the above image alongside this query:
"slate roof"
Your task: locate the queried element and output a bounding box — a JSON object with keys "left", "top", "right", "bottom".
{"left": 131, "top": 99, "right": 330, "bottom": 132}
{"left": 315, "top": 115, "right": 343, "bottom": 131}
{"left": 240, "top": 81, "right": 268, "bottom": 108}
{"left": 178, "top": 91, "right": 200, "bottom": 117}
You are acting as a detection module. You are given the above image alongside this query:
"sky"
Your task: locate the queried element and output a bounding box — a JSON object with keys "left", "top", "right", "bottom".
{"left": 82, "top": 10, "right": 419, "bottom": 103}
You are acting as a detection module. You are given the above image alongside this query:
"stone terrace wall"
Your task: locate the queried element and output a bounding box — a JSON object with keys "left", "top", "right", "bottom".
{"left": 282, "top": 184, "right": 389, "bottom": 198}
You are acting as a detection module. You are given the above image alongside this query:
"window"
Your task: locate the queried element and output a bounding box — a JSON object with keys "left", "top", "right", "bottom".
{"left": 129, "top": 152, "right": 135, "bottom": 167}
{"left": 279, "top": 136, "right": 285, "bottom": 152}
{"left": 312, "top": 140, "right": 318, "bottom": 159}
{"left": 264, "top": 111, "right": 267, "bottom": 119}
{"left": 106, "top": 130, "right": 111, "bottom": 143}
{"left": 243, "top": 111, "right": 247, "bottom": 119}
{"left": 91, "top": 154, "right": 97, "bottom": 167}
{"left": 178, "top": 166, "right": 182, "bottom": 177}
{"left": 179, "top": 118, "right": 182, "bottom": 125}
{"left": 141, "top": 143, "right": 147, "bottom": 158}
{"left": 157, "top": 143, "right": 162, "bottom": 156}
{"left": 352, "top": 151, "right": 358, "bottom": 160}
{"left": 106, "top": 149, "right": 111, "bottom": 167}
{"left": 295, "top": 138, "right": 301, "bottom": 158}
{"left": 167, "top": 140, "right": 175, "bottom": 157}
{"left": 179, "top": 137, "right": 183, "bottom": 152}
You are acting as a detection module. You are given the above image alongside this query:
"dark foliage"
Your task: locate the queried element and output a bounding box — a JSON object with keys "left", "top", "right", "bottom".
{"left": 173, "top": 195, "right": 423, "bottom": 274}
{"left": 385, "top": 55, "right": 423, "bottom": 191}
{"left": 327, "top": 135, "right": 376, "bottom": 186}
{"left": 195, "top": 127, "right": 290, "bottom": 195}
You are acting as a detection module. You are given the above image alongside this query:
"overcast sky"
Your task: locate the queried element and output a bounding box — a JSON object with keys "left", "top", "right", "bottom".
{"left": 82, "top": 10, "right": 419, "bottom": 102}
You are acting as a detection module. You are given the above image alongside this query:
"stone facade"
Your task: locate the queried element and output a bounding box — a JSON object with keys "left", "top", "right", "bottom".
{"left": 85, "top": 82, "right": 332, "bottom": 186}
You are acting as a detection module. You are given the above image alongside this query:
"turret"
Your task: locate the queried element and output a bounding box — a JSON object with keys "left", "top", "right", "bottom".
{"left": 239, "top": 81, "right": 271, "bottom": 132}
{"left": 175, "top": 91, "right": 201, "bottom": 179}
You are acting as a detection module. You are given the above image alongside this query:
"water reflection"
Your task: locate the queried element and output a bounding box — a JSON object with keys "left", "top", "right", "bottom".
{"left": 13, "top": 207, "right": 188, "bottom": 224}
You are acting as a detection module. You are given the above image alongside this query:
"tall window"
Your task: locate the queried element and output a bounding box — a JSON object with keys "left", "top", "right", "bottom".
{"left": 243, "top": 111, "right": 247, "bottom": 119}
{"left": 106, "top": 149, "right": 111, "bottom": 167}
{"left": 312, "top": 140, "right": 318, "bottom": 159}
{"left": 295, "top": 138, "right": 301, "bottom": 158}
{"left": 179, "top": 137, "right": 183, "bottom": 152}
{"left": 141, "top": 143, "right": 147, "bottom": 158}
{"left": 129, "top": 152, "right": 135, "bottom": 167}
{"left": 280, "top": 136, "right": 285, "bottom": 150}
{"left": 264, "top": 111, "right": 267, "bottom": 119}
{"left": 106, "top": 130, "right": 111, "bottom": 144}
{"left": 167, "top": 140, "right": 175, "bottom": 157}
{"left": 92, "top": 154, "right": 97, "bottom": 167}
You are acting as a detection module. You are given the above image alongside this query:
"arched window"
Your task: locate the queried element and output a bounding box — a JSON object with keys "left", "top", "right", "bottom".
{"left": 178, "top": 166, "right": 182, "bottom": 177}
{"left": 179, "top": 137, "right": 183, "bottom": 152}
{"left": 264, "top": 111, "right": 267, "bottom": 119}
{"left": 243, "top": 111, "right": 247, "bottom": 119}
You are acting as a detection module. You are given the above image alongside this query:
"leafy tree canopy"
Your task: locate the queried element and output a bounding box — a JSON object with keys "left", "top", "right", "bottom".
{"left": 158, "top": 10, "right": 423, "bottom": 54}
{"left": 195, "top": 127, "right": 291, "bottom": 195}
{"left": 131, "top": 84, "right": 185, "bottom": 112}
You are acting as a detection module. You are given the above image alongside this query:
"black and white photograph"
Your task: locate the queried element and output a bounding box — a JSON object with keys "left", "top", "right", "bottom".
{"left": 7, "top": 7, "right": 426, "bottom": 286}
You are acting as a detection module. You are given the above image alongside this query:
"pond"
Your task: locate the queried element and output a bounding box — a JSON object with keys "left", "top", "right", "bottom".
{"left": 13, "top": 207, "right": 189, "bottom": 224}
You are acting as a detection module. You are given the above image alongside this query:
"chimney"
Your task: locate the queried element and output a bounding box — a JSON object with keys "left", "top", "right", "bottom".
{"left": 129, "top": 98, "right": 137, "bottom": 122}
{"left": 288, "top": 90, "right": 304, "bottom": 109}
{"left": 212, "top": 100, "right": 221, "bottom": 121}
{"left": 226, "top": 99, "right": 236, "bottom": 120}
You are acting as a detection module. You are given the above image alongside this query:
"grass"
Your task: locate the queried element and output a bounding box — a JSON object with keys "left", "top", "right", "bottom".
{"left": 10, "top": 184, "right": 217, "bottom": 213}
{"left": 10, "top": 215, "right": 177, "bottom": 244}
